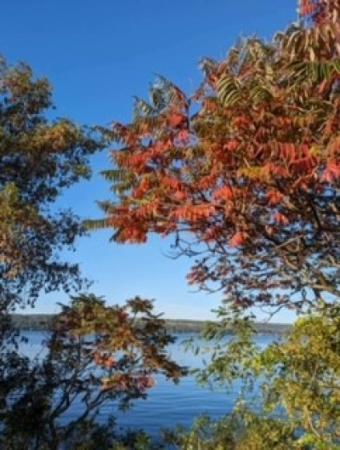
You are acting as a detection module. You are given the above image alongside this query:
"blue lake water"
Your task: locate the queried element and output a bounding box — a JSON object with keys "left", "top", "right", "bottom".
{"left": 18, "top": 331, "right": 277, "bottom": 437}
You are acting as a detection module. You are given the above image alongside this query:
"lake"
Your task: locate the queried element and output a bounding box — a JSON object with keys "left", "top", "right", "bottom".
{"left": 18, "top": 331, "right": 277, "bottom": 438}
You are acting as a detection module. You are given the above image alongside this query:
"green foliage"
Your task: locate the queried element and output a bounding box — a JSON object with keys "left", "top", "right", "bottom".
{"left": 0, "top": 57, "right": 102, "bottom": 310}
{"left": 181, "top": 306, "right": 340, "bottom": 449}
{"left": 1, "top": 1, "right": 339, "bottom": 448}
{"left": 166, "top": 411, "right": 300, "bottom": 450}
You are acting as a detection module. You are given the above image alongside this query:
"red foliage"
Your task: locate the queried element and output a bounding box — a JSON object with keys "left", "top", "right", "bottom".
{"left": 176, "top": 129, "right": 190, "bottom": 144}
{"left": 267, "top": 190, "right": 284, "bottom": 206}
{"left": 299, "top": 0, "right": 340, "bottom": 25}
{"left": 322, "top": 161, "right": 340, "bottom": 182}
{"left": 229, "top": 232, "right": 248, "bottom": 247}
{"left": 274, "top": 212, "right": 290, "bottom": 226}
{"left": 300, "top": 0, "right": 319, "bottom": 16}
{"left": 168, "top": 112, "right": 187, "bottom": 128}
{"left": 213, "top": 186, "right": 235, "bottom": 201}
{"left": 94, "top": 0, "right": 340, "bottom": 312}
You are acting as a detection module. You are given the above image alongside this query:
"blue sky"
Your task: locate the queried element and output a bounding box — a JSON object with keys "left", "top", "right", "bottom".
{"left": 2, "top": 0, "right": 298, "bottom": 322}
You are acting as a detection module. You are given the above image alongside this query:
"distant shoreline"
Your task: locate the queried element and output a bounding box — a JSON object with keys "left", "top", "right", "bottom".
{"left": 11, "top": 314, "right": 291, "bottom": 335}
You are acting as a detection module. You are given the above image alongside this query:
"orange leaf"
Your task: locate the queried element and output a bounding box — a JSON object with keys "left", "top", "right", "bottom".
{"left": 322, "top": 162, "right": 340, "bottom": 182}
{"left": 168, "top": 113, "right": 186, "bottom": 128}
{"left": 223, "top": 140, "right": 238, "bottom": 152}
{"left": 214, "top": 186, "right": 234, "bottom": 201}
{"left": 173, "top": 190, "right": 187, "bottom": 201}
{"left": 274, "top": 212, "right": 289, "bottom": 226}
{"left": 229, "top": 232, "right": 248, "bottom": 247}
{"left": 267, "top": 190, "right": 284, "bottom": 206}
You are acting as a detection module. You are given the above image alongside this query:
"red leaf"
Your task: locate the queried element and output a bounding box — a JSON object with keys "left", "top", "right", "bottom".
{"left": 162, "top": 176, "right": 182, "bottom": 190}
{"left": 300, "top": 0, "right": 318, "bottom": 16}
{"left": 233, "top": 116, "right": 251, "bottom": 129}
{"left": 177, "top": 129, "right": 190, "bottom": 143}
{"left": 214, "top": 186, "right": 234, "bottom": 201}
{"left": 267, "top": 190, "right": 284, "bottom": 206}
{"left": 173, "top": 190, "right": 187, "bottom": 201}
{"left": 229, "top": 232, "right": 248, "bottom": 247}
{"left": 322, "top": 162, "right": 340, "bottom": 183}
{"left": 168, "top": 113, "right": 186, "bottom": 128}
{"left": 223, "top": 140, "right": 239, "bottom": 152}
{"left": 274, "top": 212, "right": 289, "bottom": 226}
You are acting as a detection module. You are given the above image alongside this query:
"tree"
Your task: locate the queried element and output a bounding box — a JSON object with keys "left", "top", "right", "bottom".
{"left": 0, "top": 58, "right": 184, "bottom": 449}
{"left": 0, "top": 58, "right": 101, "bottom": 311}
{"left": 90, "top": 0, "right": 339, "bottom": 315}
{"left": 167, "top": 304, "right": 340, "bottom": 449}
{"left": 86, "top": 4, "right": 339, "bottom": 444}
{"left": 0, "top": 294, "right": 183, "bottom": 449}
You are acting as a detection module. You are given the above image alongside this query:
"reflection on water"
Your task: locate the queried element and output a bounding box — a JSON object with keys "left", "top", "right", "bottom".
{"left": 18, "top": 331, "right": 277, "bottom": 437}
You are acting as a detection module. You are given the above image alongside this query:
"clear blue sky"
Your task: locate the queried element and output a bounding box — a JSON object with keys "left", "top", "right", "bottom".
{"left": 2, "top": 0, "right": 298, "bottom": 322}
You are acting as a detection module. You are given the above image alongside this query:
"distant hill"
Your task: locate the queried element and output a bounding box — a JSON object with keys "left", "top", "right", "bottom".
{"left": 12, "top": 314, "right": 55, "bottom": 331}
{"left": 11, "top": 314, "right": 291, "bottom": 335}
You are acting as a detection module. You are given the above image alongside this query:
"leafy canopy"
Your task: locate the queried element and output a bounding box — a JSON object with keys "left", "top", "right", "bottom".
{"left": 0, "top": 294, "right": 183, "bottom": 449}
{"left": 90, "top": 0, "right": 340, "bottom": 314}
{"left": 169, "top": 304, "right": 340, "bottom": 449}
{"left": 0, "top": 58, "right": 101, "bottom": 309}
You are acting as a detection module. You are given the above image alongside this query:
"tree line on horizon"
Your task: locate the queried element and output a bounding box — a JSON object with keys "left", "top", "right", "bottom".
{"left": 10, "top": 313, "right": 292, "bottom": 334}
{"left": 0, "top": 0, "right": 339, "bottom": 448}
